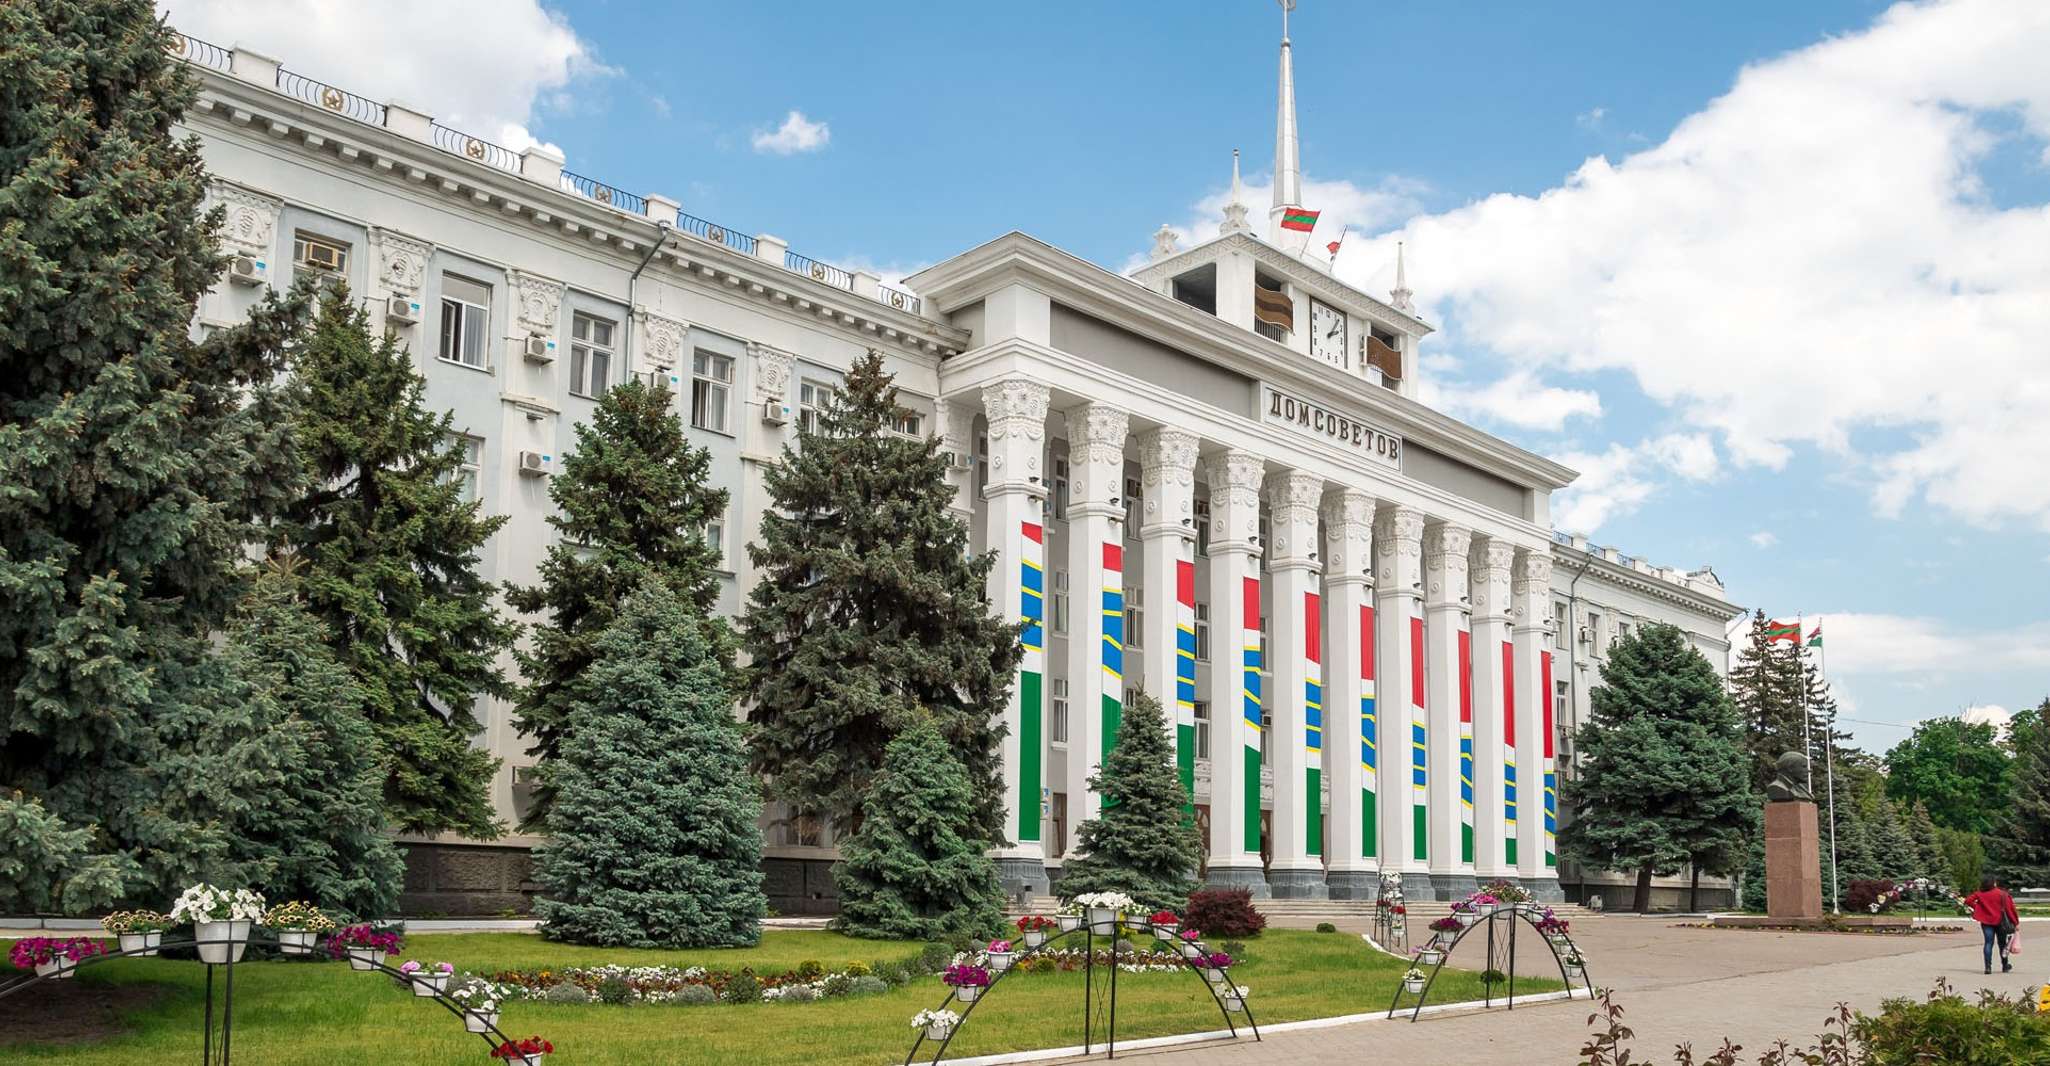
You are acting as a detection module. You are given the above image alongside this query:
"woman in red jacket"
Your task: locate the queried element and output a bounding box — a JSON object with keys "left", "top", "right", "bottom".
{"left": 1965, "top": 876, "right": 2020, "bottom": 974}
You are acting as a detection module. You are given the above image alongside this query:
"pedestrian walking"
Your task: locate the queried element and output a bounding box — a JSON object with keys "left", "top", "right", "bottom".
{"left": 1965, "top": 876, "right": 2020, "bottom": 974}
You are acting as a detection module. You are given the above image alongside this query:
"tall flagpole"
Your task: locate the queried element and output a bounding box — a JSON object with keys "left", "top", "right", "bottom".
{"left": 1818, "top": 618, "right": 1839, "bottom": 914}
{"left": 1798, "top": 613, "right": 1811, "bottom": 790}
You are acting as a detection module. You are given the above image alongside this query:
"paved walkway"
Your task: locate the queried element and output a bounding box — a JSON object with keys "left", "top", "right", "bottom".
{"left": 1083, "top": 916, "right": 2029, "bottom": 1065}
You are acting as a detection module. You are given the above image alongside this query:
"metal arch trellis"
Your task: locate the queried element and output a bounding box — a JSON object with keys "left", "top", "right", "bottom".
{"left": 1384, "top": 903, "right": 1595, "bottom": 1022}
{"left": 0, "top": 929, "right": 522, "bottom": 1065}
{"left": 900, "top": 916, "right": 1261, "bottom": 1064}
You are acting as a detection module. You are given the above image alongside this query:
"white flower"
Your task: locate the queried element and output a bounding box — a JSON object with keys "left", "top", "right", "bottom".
{"left": 169, "top": 883, "right": 266, "bottom": 924}
{"left": 1072, "top": 891, "right": 1137, "bottom": 911}
{"left": 911, "top": 1008, "right": 961, "bottom": 1030}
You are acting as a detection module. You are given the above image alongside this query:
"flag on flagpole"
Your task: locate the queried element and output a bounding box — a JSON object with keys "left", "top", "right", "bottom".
{"left": 1279, "top": 207, "right": 1320, "bottom": 232}
{"left": 1806, "top": 622, "right": 1823, "bottom": 648}
{"left": 1763, "top": 619, "right": 1802, "bottom": 643}
{"left": 1326, "top": 225, "right": 1349, "bottom": 261}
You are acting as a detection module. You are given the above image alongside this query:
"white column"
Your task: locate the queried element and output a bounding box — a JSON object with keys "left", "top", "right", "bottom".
{"left": 1266, "top": 471, "right": 1325, "bottom": 898}
{"left": 1321, "top": 489, "right": 1378, "bottom": 898}
{"left": 1373, "top": 503, "right": 1428, "bottom": 897}
{"left": 1139, "top": 429, "right": 1201, "bottom": 818}
{"left": 1469, "top": 535, "right": 1516, "bottom": 883}
{"left": 1424, "top": 523, "right": 1476, "bottom": 898}
{"left": 1510, "top": 547, "right": 1561, "bottom": 899}
{"left": 980, "top": 379, "right": 1052, "bottom": 897}
{"left": 1062, "top": 403, "right": 1129, "bottom": 834}
{"left": 1203, "top": 449, "right": 1269, "bottom": 896}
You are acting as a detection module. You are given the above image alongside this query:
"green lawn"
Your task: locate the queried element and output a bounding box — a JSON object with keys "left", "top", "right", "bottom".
{"left": 2, "top": 929, "right": 1558, "bottom": 1064}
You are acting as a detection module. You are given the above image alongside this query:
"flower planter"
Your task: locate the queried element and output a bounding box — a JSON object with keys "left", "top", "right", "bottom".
{"left": 1201, "top": 966, "right": 1227, "bottom": 985}
{"left": 1455, "top": 911, "right": 1478, "bottom": 928}
{"left": 118, "top": 932, "right": 162, "bottom": 957}
{"left": 1177, "top": 940, "right": 1204, "bottom": 960}
{"left": 1152, "top": 921, "right": 1178, "bottom": 941}
{"left": 411, "top": 972, "right": 449, "bottom": 997}
{"left": 35, "top": 958, "right": 78, "bottom": 980}
{"left": 275, "top": 930, "right": 318, "bottom": 956}
{"left": 1417, "top": 949, "right": 1443, "bottom": 967}
{"left": 1222, "top": 991, "right": 1246, "bottom": 1013}
{"left": 987, "top": 951, "right": 1014, "bottom": 974}
{"left": 1404, "top": 977, "right": 1425, "bottom": 995}
{"left": 1056, "top": 914, "right": 1082, "bottom": 933}
{"left": 464, "top": 1009, "right": 500, "bottom": 1034}
{"left": 925, "top": 1021, "right": 955, "bottom": 1042}
{"left": 953, "top": 984, "right": 983, "bottom": 1003}
{"left": 1564, "top": 964, "right": 1585, "bottom": 982}
{"left": 1085, "top": 906, "right": 1118, "bottom": 934}
{"left": 194, "top": 919, "right": 253, "bottom": 965}
{"left": 506, "top": 1055, "right": 544, "bottom": 1066}
{"left": 346, "top": 946, "right": 386, "bottom": 972}
{"left": 1023, "top": 929, "right": 1047, "bottom": 949}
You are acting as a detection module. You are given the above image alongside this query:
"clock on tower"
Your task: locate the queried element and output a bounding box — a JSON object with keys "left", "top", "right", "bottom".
{"left": 1309, "top": 299, "right": 1346, "bottom": 367}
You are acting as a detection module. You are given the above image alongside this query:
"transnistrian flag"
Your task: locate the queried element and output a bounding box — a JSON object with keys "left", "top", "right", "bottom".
{"left": 1807, "top": 622, "right": 1824, "bottom": 649}
{"left": 1279, "top": 207, "right": 1320, "bottom": 232}
{"left": 1764, "top": 619, "right": 1802, "bottom": 644}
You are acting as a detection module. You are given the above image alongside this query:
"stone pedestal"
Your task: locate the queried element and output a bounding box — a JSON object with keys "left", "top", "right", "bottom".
{"left": 1765, "top": 800, "right": 1823, "bottom": 920}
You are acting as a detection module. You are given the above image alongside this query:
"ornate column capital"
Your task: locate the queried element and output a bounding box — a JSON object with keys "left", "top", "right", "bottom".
{"left": 1063, "top": 403, "right": 1129, "bottom": 513}
{"left": 370, "top": 227, "right": 432, "bottom": 296}
{"left": 1469, "top": 535, "right": 1517, "bottom": 620}
{"left": 633, "top": 308, "right": 689, "bottom": 370}
{"left": 981, "top": 378, "right": 1050, "bottom": 496}
{"left": 1322, "top": 489, "right": 1376, "bottom": 580}
{"left": 510, "top": 270, "right": 565, "bottom": 335}
{"left": 1373, "top": 503, "right": 1425, "bottom": 593}
{"left": 1423, "top": 523, "right": 1472, "bottom": 606}
{"left": 209, "top": 181, "right": 281, "bottom": 258}
{"left": 1512, "top": 547, "right": 1556, "bottom": 630}
{"left": 1266, "top": 470, "right": 1324, "bottom": 566}
{"left": 1203, "top": 449, "right": 1266, "bottom": 555}
{"left": 1137, "top": 427, "right": 1199, "bottom": 539}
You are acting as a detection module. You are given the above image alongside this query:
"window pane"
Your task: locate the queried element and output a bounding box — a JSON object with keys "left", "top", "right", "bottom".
{"left": 439, "top": 300, "right": 460, "bottom": 360}
{"left": 590, "top": 350, "right": 609, "bottom": 393}
{"left": 708, "top": 353, "right": 733, "bottom": 382}
{"left": 461, "top": 305, "right": 486, "bottom": 366}
{"left": 592, "top": 320, "right": 613, "bottom": 347}
{"left": 571, "top": 347, "right": 588, "bottom": 393}
{"left": 707, "top": 383, "right": 728, "bottom": 431}
{"left": 444, "top": 274, "right": 490, "bottom": 306}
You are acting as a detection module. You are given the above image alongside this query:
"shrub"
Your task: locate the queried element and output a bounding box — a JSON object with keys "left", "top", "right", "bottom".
{"left": 777, "top": 985, "right": 819, "bottom": 1003}
{"left": 796, "top": 959, "right": 825, "bottom": 981}
{"left": 1856, "top": 983, "right": 2050, "bottom": 1063}
{"left": 849, "top": 975, "right": 889, "bottom": 997}
{"left": 596, "top": 976, "right": 632, "bottom": 1004}
{"left": 543, "top": 982, "right": 590, "bottom": 1004}
{"left": 1315, "top": 922, "right": 1337, "bottom": 933}
{"left": 721, "top": 971, "right": 763, "bottom": 1003}
{"left": 843, "top": 961, "right": 871, "bottom": 977}
{"left": 673, "top": 984, "right": 717, "bottom": 1005}
{"left": 1221, "top": 940, "right": 1248, "bottom": 963}
{"left": 820, "top": 973, "right": 853, "bottom": 998}
{"left": 920, "top": 942, "right": 954, "bottom": 973}
{"left": 1844, "top": 879, "right": 1897, "bottom": 914}
{"left": 1027, "top": 956, "right": 1057, "bottom": 974}
{"left": 1185, "top": 888, "right": 1266, "bottom": 938}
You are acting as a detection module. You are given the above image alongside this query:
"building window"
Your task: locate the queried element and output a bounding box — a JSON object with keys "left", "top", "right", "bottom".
{"left": 1195, "top": 602, "right": 1211, "bottom": 661}
{"left": 449, "top": 434, "right": 481, "bottom": 503}
{"left": 1125, "top": 585, "right": 1143, "bottom": 650}
{"left": 1194, "top": 497, "right": 1211, "bottom": 556}
{"left": 1051, "top": 678, "right": 1070, "bottom": 745}
{"left": 1616, "top": 621, "right": 1632, "bottom": 646}
{"left": 1051, "top": 569, "right": 1070, "bottom": 635}
{"left": 438, "top": 274, "right": 491, "bottom": 369}
{"left": 1261, "top": 710, "right": 1273, "bottom": 765}
{"left": 1586, "top": 611, "right": 1603, "bottom": 652}
{"left": 1554, "top": 680, "right": 1569, "bottom": 728}
{"left": 1552, "top": 601, "right": 1569, "bottom": 650}
{"left": 703, "top": 516, "right": 727, "bottom": 570}
{"left": 1050, "top": 792, "right": 1068, "bottom": 859}
{"left": 796, "top": 379, "right": 836, "bottom": 435}
{"left": 1051, "top": 457, "right": 1070, "bottom": 520}
{"left": 569, "top": 312, "right": 615, "bottom": 398}
{"left": 1193, "top": 699, "right": 1211, "bottom": 759}
{"left": 293, "top": 231, "right": 349, "bottom": 276}
{"left": 1124, "top": 476, "right": 1142, "bottom": 538}
{"left": 890, "top": 409, "right": 923, "bottom": 437}
{"left": 772, "top": 808, "right": 826, "bottom": 847}
{"left": 975, "top": 433, "right": 989, "bottom": 495}
{"left": 691, "top": 351, "right": 734, "bottom": 432}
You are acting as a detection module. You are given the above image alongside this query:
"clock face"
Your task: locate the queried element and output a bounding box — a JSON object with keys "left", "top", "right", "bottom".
{"left": 1309, "top": 301, "right": 1346, "bottom": 366}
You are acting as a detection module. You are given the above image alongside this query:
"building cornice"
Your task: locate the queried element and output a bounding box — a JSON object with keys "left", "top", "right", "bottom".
{"left": 910, "top": 232, "right": 1577, "bottom": 494}
{"left": 183, "top": 68, "right": 969, "bottom": 358}
{"left": 1547, "top": 540, "right": 1744, "bottom": 622}
{"left": 1131, "top": 231, "right": 1435, "bottom": 339}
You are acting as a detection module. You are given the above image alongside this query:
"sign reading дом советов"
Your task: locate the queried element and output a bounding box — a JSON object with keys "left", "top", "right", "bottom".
{"left": 1260, "top": 384, "right": 1402, "bottom": 470}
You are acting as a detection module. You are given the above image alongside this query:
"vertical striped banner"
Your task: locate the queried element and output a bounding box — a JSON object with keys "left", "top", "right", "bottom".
{"left": 1017, "top": 521, "right": 1045, "bottom": 844}
{"left": 1304, "top": 591, "right": 1323, "bottom": 857}
{"left": 1542, "top": 649, "right": 1557, "bottom": 868}
{"left": 1409, "top": 614, "right": 1427, "bottom": 863}
{"left": 1241, "top": 576, "right": 1264, "bottom": 855}
{"left": 1100, "top": 543, "right": 1125, "bottom": 762}
{"left": 1174, "top": 561, "right": 1198, "bottom": 819}
{"left": 1360, "top": 604, "right": 1377, "bottom": 860}
{"left": 1502, "top": 640, "right": 1518, "bottom": 868}
{"left": 1458, "top": 628, "right": 1474, "bottom": 865}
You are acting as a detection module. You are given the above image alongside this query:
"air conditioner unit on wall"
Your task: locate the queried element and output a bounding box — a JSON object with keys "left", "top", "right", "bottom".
{"left": 386, "top": 295, "right": 420, "bottom": 324}
{"left": 762, "top": 400, "right": 791, "bottom": 425}
{"left": 522, "top": 335, "right": 555, "bottom": 363}
{"left": 641, "top": 369, "right": 678, "bottom": 391}
{"left": 1578, "top": 626, "right": 1594, "bottom": 645}
{"left": 517, "top": 450, "right": 552, "bottom": 477}
{"left": 228, "top": 255, "right": 267, "bottom": 286}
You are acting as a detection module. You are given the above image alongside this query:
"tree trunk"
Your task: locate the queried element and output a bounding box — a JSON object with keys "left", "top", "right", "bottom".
{"left": 1635, "top": 864, "right": 1654, "bottom": 914}
{"left": 1689, "top": 866, "right": 1701, "bottom": 912}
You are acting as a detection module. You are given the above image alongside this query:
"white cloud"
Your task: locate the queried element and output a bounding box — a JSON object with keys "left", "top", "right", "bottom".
{"left": 1575, "top": 106, "right": 1608, "bottom": 131}
{"left": 1418, "top": 368, "right": 1601, "bottom": 432}
{"left": 1143, "top": 172, "right": 1428, "bottom": 273}
{"left": 1337, "top": 0, "right": 2050, "bottom": 532}
{"left": 1749, "top": 531, "right": 1778, "bottom": 548}
{"left": 1814, "top": 614, "right": 2050, "bottom": 676}
{"left": 752, "top": 111, "right": 830, "bottom": 155}
{"left": 160, "top": 0, "right": 608, "bottom": 154}
{"left": 1552, "top": 432, "right": 1719, "bottom": 532}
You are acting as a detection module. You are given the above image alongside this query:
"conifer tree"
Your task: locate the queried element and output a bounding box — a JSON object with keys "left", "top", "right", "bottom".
{"left": 510, "top": 377, "right": 726, "bottom": 828}
{"left": 1907, "top": 801, "right": 1949, "bottom": 886}
{"left": 0, "top": 0, "right": 313, "bottom": 909}
{"left": 221, "top": 566, "right": 404, "bottom": 917}
{"left": 741, "top": 349, "right": 1020, "bottom": 840}
{"left": 1560, "top": 623, "right": 1755, "bottom": 913}
{"left": 533, "top": 579, "right": 765, "bottom": 947}
{"left": 1989, "top": 698, "right": 2050, "bottom": 888}
{"left": 275, "top": 290, "right": 514, "bottom": 837}
{"left": 1728, "top": 611, "right": 1813, "bottom": 794}
{"left": 835, "top": 713, "right": 1006, "bottom": 941}
{"left": 1054, "top": 691, "right": 1202, "bottom": 911}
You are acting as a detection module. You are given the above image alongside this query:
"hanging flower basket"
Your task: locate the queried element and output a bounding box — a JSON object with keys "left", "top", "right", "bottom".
{"left": 1072, "top": 892, "right": 1134, "bottom": 934}
{"left": 449, "top": 976, "right": 500, "bottom": 1033}
{"left": 490, "top": 1036, "right": 552, "bottom": 1065}
{"left": 1194, "top": 952, "right": 1232, "bottom": 982}
{"left": 1148, "top": 911, "right": 1179, "bottom": 941}
{"left": 263, "top": 901, "right": 335, "bottom": 956}
{"left": 101, "top": 911, "right": 170, "bottom": 957}
{"left": 1175, "top": 929, "right": 1205, "bottom": 959}
{"left": 1056, "top": 913, "right": 1083, "bottom": 933}
{"left": 912, "top": 1009, "right": 960, "bottom": 1042}
{"left": 401, "top": 960, "right": 454, "bottom": 996}
{"left": 985, "top": 941, "right": 1015, "bottom": 974}
{"left": 1015, "top": 915, "right": 1054, "bottom": 949}
{"left": 1416, "top": 947, "right": 1443, "bottom": 968}
{"left": 13, "top": 937, "right": 106, "bottom": 980}
{"left": 327, "top": 924, "right": 403, "bottom": 971}
{"left": 942, "top": 963, "right": 991, "bottom": 1003}
{"left": 170, "top": 884, "right": 265, "bottom": 965}
{"left": 1222, "top": 984, "right": 1249, "bottom": 1013}
{"left": 1402, "top": 968, "right": 1427, "bottom": 995}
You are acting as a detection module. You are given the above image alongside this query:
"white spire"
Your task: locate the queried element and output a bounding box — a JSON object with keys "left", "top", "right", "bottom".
{"left": 1266, "top": 0, "right": 1302, "bottom": 244}
{"left": 1390, "top": 240, "right": 1415, "bottom": 313}
{"left": 1221, "top": 148, "right": 1252, "bottom": 235}
{"left": 1150, "top": 223, "right": 1180, "bottom": 260}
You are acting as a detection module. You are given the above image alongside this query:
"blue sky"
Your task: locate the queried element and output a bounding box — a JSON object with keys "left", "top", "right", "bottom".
{"left": 166, "top": 1, "right": 2050, "bottom": 753}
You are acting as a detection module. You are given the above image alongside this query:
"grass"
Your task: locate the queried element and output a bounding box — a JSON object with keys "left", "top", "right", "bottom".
{"left": 2, "top": 929, "right": 1559, "bottom": 1065}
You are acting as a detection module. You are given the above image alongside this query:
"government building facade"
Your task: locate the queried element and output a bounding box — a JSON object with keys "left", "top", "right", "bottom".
{"left": 169, "top": 19, "right": 1739, "bottom": 913}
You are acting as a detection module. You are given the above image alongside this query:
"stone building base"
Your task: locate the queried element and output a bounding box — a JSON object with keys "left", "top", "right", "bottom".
{"left": 398, "top": 842, "right": 536, "bottom": 916}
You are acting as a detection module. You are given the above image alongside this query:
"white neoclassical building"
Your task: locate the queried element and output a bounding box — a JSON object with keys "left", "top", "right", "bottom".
{"left": 168, "top": 11, "right": 1738, "bottom": 912}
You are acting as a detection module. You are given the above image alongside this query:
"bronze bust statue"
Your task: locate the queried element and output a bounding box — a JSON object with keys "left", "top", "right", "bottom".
{"left": 1764, "top": 751, "right": 1813, "bottom": 803}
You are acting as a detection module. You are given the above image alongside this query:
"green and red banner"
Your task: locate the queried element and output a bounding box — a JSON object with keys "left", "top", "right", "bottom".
{"left": 1279, "top": 207, "right": 1320, "bottom": 232}
{"left": 1764, "top": 619, "right": 1802, "bottom": 643}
